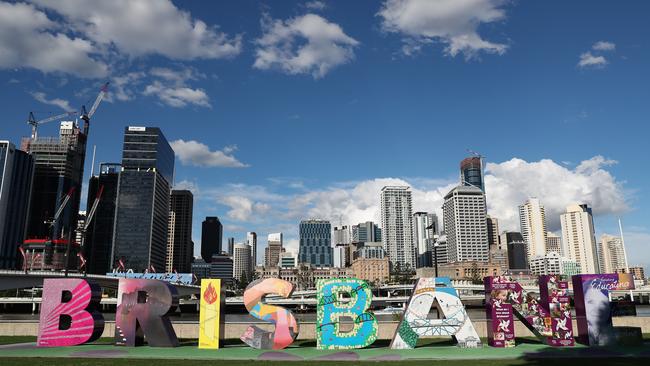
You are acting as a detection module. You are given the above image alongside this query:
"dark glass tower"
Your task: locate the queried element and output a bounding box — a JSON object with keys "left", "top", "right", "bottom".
{"left": 201, "top": 216, "right": 222, "bottom": 263}
{"left": 503, "top": 231, "right": 529, "bottom": 271}
{"left": 84, "top": 163, "right": 120, "bottom": 274}
{"left": 460, "top": 156, "right": 484, "bottom": 192}
{"left": 112, "top": 127, "right": 174, "bottom": 272}
{"left": 0, "top": 141, "right": 34, "bottom": 269}
{"left": 298, "top": 219, "right": 332, "bottom": 266}
{"left": 168, "top": 190, "right": 193, "bottom": 273}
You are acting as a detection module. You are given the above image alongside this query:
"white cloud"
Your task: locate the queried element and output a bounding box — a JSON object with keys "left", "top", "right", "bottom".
{"left": 170, "top": 139, "right": 249, "bottom": 168}
{"left": 377, "top": 0, "right": 509, "bottom": 58}
{"left": 143, "top": 81, "right": 211, "bottom": 108}
{"left": 253, "top": 13, "right": 359, "bottom": 78}
{"left": 0, "top": 2, "right": 108, "bottom": 78}
{"left": 305, "top": 1, "right": 327, "bottom": 11}
{"left": 30, "top": 0, "right": 242, "bottom": 60}
{"left": 485, "top": 156, "right": 627, "bottom": 231}
{"left": 110, "top": 72, "right": 146, "bottom": 102}
{"left": 30, "top": 91, "right": 74, "bottom": 111}
{"left": 592, "top": 41, "right": 616, "bottom": 51}
{"left": 578, "top": 51, "right": 608, "bottom": 68}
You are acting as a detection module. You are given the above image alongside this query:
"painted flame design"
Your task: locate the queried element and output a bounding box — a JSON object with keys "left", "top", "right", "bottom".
{"left": 204, "top": 282, "right": 218, "bottom": 304}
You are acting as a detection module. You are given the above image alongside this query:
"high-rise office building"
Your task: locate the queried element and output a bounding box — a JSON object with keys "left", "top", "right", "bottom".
{"left": 486, "top": 216, "right": 499, "bottom": 247}
{"left": 598, "top": 234, "right": 628, "bottom": 273}
{"left": 84, "top": 163, "right": 120, "bottom": 274}
{"left": 333, "top": 226, "right": 351, "bottom": 268}
{"left": 333, "top": 226, "right": 351, "bottom": 245}
{"left": 380, "top": 186, "right": 415, "bottom": 268}
{"left": 519, "top": 198, "right": 548, "bottom": 260}
{"left": 529, "top": 252, "right": 562, "bottom": 275}
{"left": 352, "top": 221, "right": 381, "bottom": 242}
{"left": 545, "top": 232, "right": 562, "bottom": 254}
{"left": 460, "top": 156, "right": 484, "bottom": 192}
{"left": 167, "top": 190, "right": 193, "bottom": 273}
{"left": 264, "top": 232, "right": 283, "bottom": 267}
{"left": 247, "top": 232, "right": 257, "bottom": 266}
{"left": 227, "top": 237, "right": 234, "bottom": 256}
{"left": 0, "top": 141, "right": 33, "bottom": 269}
{"left": 23, "top": 122, "right": 89, "bottom": 247}
{"left": 299, "top": 219, "right": 333, "bottom": 267}
{"left": 443, "top": 185, "right": 489, "bottom": 263}
{"left": 279, "top": 251, "right": 298, "bottom": 268}
{"left": 560, "top": 204, "right": 599, "bottom": 274}
{"left": 201, "top": 217, "right": 222, "bottom": 263}
{"left": 413, "top": 212, "right": 436, "bottom": 268}
{"left": 433, "top": 234, "right": 449, "bottom": 265}
{"left": 111, "top": 127, "right": 174, "bottom": 272}
{"left": 233, "top": 243, "right": 252, "bottom": 281}
{"left": 500, "top": 232, "right": 528, "bottom": 272}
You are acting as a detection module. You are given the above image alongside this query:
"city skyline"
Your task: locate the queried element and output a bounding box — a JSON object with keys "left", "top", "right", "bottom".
{"left": 1, "top": 1, "right": 649, "bottom": 270}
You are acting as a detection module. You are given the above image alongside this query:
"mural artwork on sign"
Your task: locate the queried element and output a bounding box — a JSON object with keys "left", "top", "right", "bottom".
{"left": 484, "top": 275, "right": 574, "bottom": 348}
{"left": 114, "top": 279, "right": 179, "bottom": 347}
{"left": 37, "top": 279, "right": 104, "bottom": 347}
{"left": 573, "top": 273, "right": 642, "bottom": 346}
{"left": 240, "top": 278, "right": 299, "bottom": 349}
{"left": 316, "top": 278, "right": 377, "bottom": 350}
{"left": 199, "top": 279, "right": 225, "bottom": 349}
{"left": 391, "top": 277, "right": 481, "bottom": 349}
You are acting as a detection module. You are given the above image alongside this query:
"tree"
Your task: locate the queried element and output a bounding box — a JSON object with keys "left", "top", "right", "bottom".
{"left": 470, "top": 262, "right": 483, "bottom": 285}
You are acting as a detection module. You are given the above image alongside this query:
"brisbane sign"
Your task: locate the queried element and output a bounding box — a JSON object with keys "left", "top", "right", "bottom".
{"left": 36, "top": 273, "right": 641, "bottom": 350}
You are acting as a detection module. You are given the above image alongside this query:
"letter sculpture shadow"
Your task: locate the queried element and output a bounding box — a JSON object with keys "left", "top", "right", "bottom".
{"left": 317, "top": 278, "right": 377, "bottom": 350}
{"left": 240, "top": 278, "right": 299, "bottom": 349}
{"left": 485, "top": 275, "right": 574, "bottom": 347}
{"left": 573, "top": 273, "right": 642, "bottom": 346}
{"left": 37, "top": 279, "right": 104, "bottom": 347}
{"left": 391, "top": 277, "right": 481, "bottom": 349}
{"left": 199, "top": 279, "right": 225, "bottom": 349}
{"left": 114, "top": 278, "right": 179, "bottom": 347}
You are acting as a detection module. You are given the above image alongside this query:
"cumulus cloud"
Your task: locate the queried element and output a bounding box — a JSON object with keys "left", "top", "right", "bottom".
{"left": 578, "top": 51, "right": 608, "bottom": 68}
{"left": 170, "top": 140, "right": 249, "bottom": 168}
{"left": 377, "top": 0, "right": 509, "bottom": 58}
{"left": 254, "top": 13, "right": 359, "bottom": 78}
{"left": 485, "top": 156, "right": 627, "bottom": 231}
{"left": 305, "top": 1, "right": 327, "bottom": 11}
{"left": 30, "top": 0, "right": 242, "bottom": 60}
{"left": 30, "top": 91, "right": 74, "bottom": 111}
{"left": 0, "top": 2, "right": 108, "bottom": 78}
{"left": 592, "top": 41, "right": 616, "bottom": 51}
{"left": 143, "top": 81, "right": 211, "bottom": 108}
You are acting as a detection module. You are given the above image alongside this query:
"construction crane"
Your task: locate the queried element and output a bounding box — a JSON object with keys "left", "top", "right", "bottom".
{"left": 45, "top": 187, "right": 76, "bottom": 238}
{"left": 80, "top": 82, "right": 109, "bottom": 135}
{"left": 27, "top": 111, "right": 77, "bottom": 140}
{"left": 78, "top": 185, "right": 104, "bottom": 249}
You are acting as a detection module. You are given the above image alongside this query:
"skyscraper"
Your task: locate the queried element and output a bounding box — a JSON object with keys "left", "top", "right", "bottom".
{"left": 500, "top": 232, "right": 528, "bottom": 272}
{"left": 201, "top": 217, "right": 223, "bottom": 262}
{"left": 264, "top": 232, "right": 283, "bottom": 267}
{"left": 412, "top": 212, "right": 436, "bottom": 268}
{"left": 333, "top": 226, "right": 351, "bottom": 268}
{"left": 0, "top": 141, "right": 33, "bottom": 269}
{"left": 227, "top": 237, "right": 234, "bottom": 256}
{"left": 84, "top": 163, "right": 120, "bottom": 274}
{"left": 380, "top": 186, "right": 415, "bottom": 269}
{"left": 442, "top": 185, "right": 489, "bottom": 263}
{"left": 233, "top": 243, "right": 252, "bottom": 282}
{"left": 167, "top": 190, "right": 193, "bottom": 273}
{"left": 299, "top": 219, "right": 332, "bottom": 267}
{"left": 519, "top": 198, "right": 548, "bottom": 260}
{"left": 460, "top": 156, "right": 484, "bottom": 192}
{"left": 247, "top": 231, "right": 257, "bottom": 266}
{"left": 560, "top": 204, "right": 599, "bottom": 274}
{"left": 23, "top": 122, "right": 88, "bottom": 247}
{"left": 598, "top": 234, "right": 628, "bottom": 273}
{"left": 486, "top": 216, "right": 499, "bottom": 247}
{"left": 352, "top": 221, "right": 381, "bottom": 242}
{"left": 111, "top": 127, "right": 174, "bottom": 272}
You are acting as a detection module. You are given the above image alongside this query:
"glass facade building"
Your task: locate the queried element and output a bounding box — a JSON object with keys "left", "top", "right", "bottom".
{"left": 0, "top": 141, "right": 34, "bottom": 269}
{"left": 112, "top": 127, "right": 173, "bottom": 272}
{"left": 84, "top": 163, "right": 120, "bottom": 274}
{"left": 460, "top": 156, "right": 484, "bottom": 192}
{"left": 299, "top": 219, "right": 333, "bottom": 267}
{"left": 201, "top": 216, "right": 222, "bottom": 262}
{"left": 167, "top": 190, "right": 193, "bottom": 273}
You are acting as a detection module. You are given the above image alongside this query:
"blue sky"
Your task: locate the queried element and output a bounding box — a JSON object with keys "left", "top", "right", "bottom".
{"left": 1, "top": 0, "right": 649, "bottom": 269}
